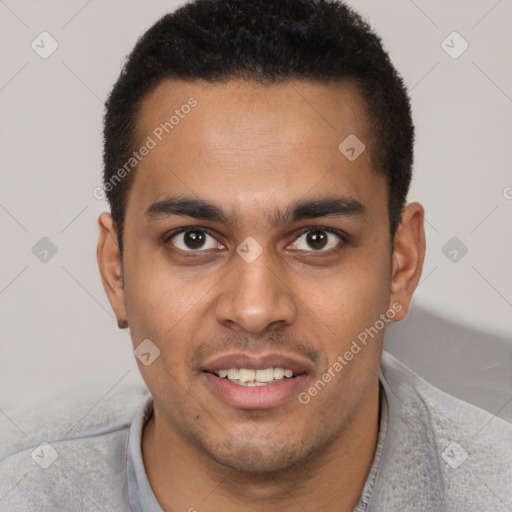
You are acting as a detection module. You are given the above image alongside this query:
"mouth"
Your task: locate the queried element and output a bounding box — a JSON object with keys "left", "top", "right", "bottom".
{"left": 200, "top": 353, "right": 311, "bottom": 409}
{"left": 212, "top": 366, "right": 296, "bottom": 386}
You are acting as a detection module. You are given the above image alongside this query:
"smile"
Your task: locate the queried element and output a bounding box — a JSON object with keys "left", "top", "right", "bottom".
{"left": 214, "top": 367, "right": 295, "bottom": 386}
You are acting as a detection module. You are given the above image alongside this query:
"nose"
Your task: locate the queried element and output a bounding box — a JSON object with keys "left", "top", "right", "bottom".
{"left": 215, "top": 245, "right": 297, "bottom": 335}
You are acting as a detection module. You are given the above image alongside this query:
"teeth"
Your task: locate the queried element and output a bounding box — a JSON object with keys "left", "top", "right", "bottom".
{"left": 234, "top": 381, "right": 270, "bottom": 387}
{"left": 273, "top": 368, "right": 285, "bottom": 380}
{"left": 227, "top": 368, "right": 239, "bottom": 380}
{"left": 238, "top": 369, "right": 255, "bottom": 382}
{"left": 255, "top": 368, "right": 274, "bottom": 382}
{"left": 215, "top": 367, "right": 295, "bottom": 384}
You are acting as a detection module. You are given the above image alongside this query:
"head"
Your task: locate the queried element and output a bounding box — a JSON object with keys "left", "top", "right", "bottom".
{"left": 103, "top": 0, "right": 414, "bottom": 254}
{"left": 98, "top": 0, "right": 425, "bottom": 473}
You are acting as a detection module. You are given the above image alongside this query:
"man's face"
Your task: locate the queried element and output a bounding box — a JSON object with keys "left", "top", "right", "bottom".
{"left": 101, "top": 79, "right": 407, "bottom": 472}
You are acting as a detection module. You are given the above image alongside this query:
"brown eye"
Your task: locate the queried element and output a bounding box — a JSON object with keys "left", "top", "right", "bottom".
{"left": 306, "top": 230, "right": 328, "bottom": 250}
{"left": 168, "top": 229, "right": 221, "bottom": 252}
{"left": 290, "top": 228, "right": 343, "bottom": 252}
{"left": 183, "top": 230, "right": 206, "bottom": 249}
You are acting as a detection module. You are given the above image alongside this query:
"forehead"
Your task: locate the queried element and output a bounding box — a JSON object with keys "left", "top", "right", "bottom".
{"left": 135, "top": 78, "right": 371, "bottom": 147}
{"left": 126, "top": 78, "right": 385, "bottom": 224}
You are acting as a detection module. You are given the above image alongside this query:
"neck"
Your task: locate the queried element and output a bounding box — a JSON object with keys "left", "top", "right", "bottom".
{"left": 142, "top": 383, "right": 381, "bottom": 512}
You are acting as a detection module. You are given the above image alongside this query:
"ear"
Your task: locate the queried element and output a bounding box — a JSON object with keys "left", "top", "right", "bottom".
{"left": 97, "top": 212, "right": 128, "bottom": 328}
{"left": 388, "top": 202, "right": 426, "bottom": 321}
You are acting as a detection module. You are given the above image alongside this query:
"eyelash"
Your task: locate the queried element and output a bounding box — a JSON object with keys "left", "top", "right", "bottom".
{"left": 162, "top": 225, "right": 348, "bottom": 255}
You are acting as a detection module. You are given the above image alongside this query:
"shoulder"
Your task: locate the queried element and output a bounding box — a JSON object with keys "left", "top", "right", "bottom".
{"left": 381, "top": 350, "right": 512, "bottom": 442}
{"left": 377, "top": 351, "right": 512, "bottom": 511}
{"left": 0, "top": 385, "right": 150, "bottom": 511}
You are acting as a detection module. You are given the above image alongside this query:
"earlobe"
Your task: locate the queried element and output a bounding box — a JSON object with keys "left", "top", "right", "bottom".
{"left": 389, "top": 202, "right": 426, "bottom": 321}
{"left": 97, "top": 212, "right": 128, "bottom": 328}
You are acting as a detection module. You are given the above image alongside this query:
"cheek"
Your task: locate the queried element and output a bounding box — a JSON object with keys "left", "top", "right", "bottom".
{"left": 309, "top": 248, "right": 391, "bottom": 339}
{"left": 123, "top": 269, "right": 199, "bottom": 401}
{"left": 123, "top": 242, "right": 200, "bottom": 324}
{"left": 303, "top": 252, "right": 390, "bottom": 414}
{"left": 122, "top": 250, "right": 219, "bottom": 372}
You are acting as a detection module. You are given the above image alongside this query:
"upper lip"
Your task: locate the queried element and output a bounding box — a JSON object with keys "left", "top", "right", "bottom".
{"left": 201, "top": 352, "right": 312, "bottom": 375}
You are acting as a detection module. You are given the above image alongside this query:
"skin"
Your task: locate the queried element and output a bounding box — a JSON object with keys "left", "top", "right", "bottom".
{"left": 97, "top": 78, "right": 425, "bottom": 511}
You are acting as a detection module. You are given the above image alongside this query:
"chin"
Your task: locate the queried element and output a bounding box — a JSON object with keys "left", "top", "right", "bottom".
{"left": 201, "top": 431, "right": 326, "bottom": 474}
{"left": 212, "top": 446, "right": 307, "bottom": 474}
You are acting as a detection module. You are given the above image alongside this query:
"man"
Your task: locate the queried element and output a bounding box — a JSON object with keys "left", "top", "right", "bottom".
{"left": 1, "top": 0, "right": 511, "bottom": 510}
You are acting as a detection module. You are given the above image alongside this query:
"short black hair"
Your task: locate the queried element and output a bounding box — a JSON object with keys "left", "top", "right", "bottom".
{"left": 103, "top": 0, "right": 414, "bottom": 256}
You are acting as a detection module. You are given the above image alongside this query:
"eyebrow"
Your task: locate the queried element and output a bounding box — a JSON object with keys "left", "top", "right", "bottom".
{"left": 144, "top": 194, "right": 365, "bottom": 226}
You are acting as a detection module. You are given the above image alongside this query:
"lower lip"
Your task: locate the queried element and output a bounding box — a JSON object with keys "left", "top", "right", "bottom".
{"left": 202, "top": 372, "right": 308, "bottom": 409}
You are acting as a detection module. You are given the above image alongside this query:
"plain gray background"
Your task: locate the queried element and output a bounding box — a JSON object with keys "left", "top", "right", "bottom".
{"left": 0, "top": 1, "right": 511, "bottom": 422}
